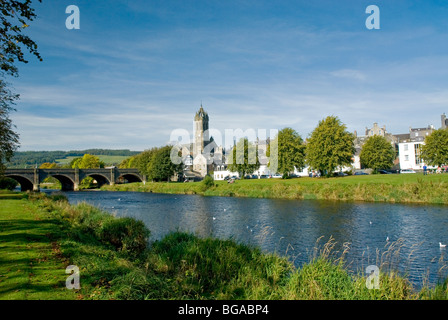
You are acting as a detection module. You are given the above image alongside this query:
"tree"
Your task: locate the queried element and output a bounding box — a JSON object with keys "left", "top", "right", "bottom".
{"left": 421, "top": 128, "right": 448, "bottom": 167}
{"left": 147, "top": 145, "right": 182, "bottom": 182}
{"left": 128, "top": 148, "right": 159, "bottom": 176}
{"left": 71, "top": 154, "right": 105, "bottom": 169}
{"left": 306, "top": 116, "right": 355, "bottom": 177}
{"left": 39, "top": 162, "right": 59, "bottom": 169}
{"left": 360, "top": 135, "right": 395, "bottom": 173}
{"left": 227, "top": 138, "right": 260, "bottom": 178}
{"left": 1, "top": 0, "right": 42, "bottom": 173}
{"left": 268, "top": 127, "right": 305, "bottom": 177}
{"left": 0, "top": 0, "right": 43, "bottom": 77}
{"left": 70, "top": 154, "right": 105, "bottom": 188}
{"left": 0, "top": 80, "right": 19, "bottom": 173}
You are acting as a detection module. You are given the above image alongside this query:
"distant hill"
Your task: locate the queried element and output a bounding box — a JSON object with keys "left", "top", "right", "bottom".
{"left": 7, "top": 149, "right": 142, "bottom": 168}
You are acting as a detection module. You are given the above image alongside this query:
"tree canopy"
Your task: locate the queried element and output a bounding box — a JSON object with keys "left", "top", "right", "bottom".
{"left": 227, "top": 138, "right": 260, "bottom": 177}
{"left": 421, "top": 128, "right": 448, "bottom": 167}
{"left": 0, "top": 80, "right": 19, "bottom": 173}
{"left": 360, "top": 135, "right": 396, "bottom": 173}
{"left": 147, "top": 145, "right": 182, "bottom": 182}
{"left": 268, "top": 127, "right": 305, "bottom": 177}
{"left": 1, "top": 0, "right": 42, "bottom": 174}
{"left": 71, "top": 154, "right": 105, "bottom": 169}
{"left": 305, "top": 116, "right": 355, "bottom": 177}
{"left": 0, "top": 0, "right": 42, "bottom": 77}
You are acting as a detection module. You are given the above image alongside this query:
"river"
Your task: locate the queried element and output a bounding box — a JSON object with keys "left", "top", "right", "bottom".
{"left": 53, "top": 190, "right": 448, "bottom": 289}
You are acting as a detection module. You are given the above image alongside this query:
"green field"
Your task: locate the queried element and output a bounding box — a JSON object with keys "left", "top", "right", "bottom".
{"left": 102, "top": 173, "right": 448, "bottom": 205}
{"left": 0, "top": 199, "right": 79, "bottom": 299}
{"left": 55, "top": 155, "right": 129, "bottom": 166}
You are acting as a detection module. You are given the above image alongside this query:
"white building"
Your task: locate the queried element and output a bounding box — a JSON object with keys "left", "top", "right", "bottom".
{"left": 398, "top": 141, "right": 434, "bottom": 170}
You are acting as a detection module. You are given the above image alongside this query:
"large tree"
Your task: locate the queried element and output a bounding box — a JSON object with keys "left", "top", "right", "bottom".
{"left": 421, "top": 128, "right": 448, "bottom": 167}
{"left": 0, "top": 0, "right": 42, "bottom": 173}
{"left": 268, "top": 127, "right": 305, "bottom": 177}
{"left": 147, "top": 145, "right": 182, "bottom": 182}
{"left": 227, "top": 138, "right": 260, "bottom": 178}
{"left": 0, "top": 81, "right": 19, "bottom": 173}
{"left": 306, "top": 116, "right": 355, "bottom": 177}
{"left": 360, "top": 135, "right": 396, "bottom": 173}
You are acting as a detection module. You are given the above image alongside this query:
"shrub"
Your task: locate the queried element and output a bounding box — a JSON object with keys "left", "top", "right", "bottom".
{"left": 99, "top": 217, "right": 150, "bottom": 257}
{"left": 0, "top": 177, "right": 18, "bottom": 190}
{"left": 201, "top": 175, "right": 215, "bottom": 191}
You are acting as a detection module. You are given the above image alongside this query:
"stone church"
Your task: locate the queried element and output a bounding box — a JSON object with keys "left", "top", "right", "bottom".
{"left": 182, "top": 105, "right": 222, "bottom": 181}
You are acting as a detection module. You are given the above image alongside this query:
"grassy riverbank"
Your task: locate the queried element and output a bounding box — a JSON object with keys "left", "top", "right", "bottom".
{"left": 101, "top": 173, "right": 448, "bottom": 205}
{"left": 1, "top": 194, "right": 447, "bottom": 300}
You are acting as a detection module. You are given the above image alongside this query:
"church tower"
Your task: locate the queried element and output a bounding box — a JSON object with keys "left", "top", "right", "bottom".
{"left": 194, "top": 105, "right": 209, "bottom": 157}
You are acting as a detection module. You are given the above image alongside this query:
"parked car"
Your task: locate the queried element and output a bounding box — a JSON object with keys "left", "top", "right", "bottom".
{"left": 259, "top": 175, "right": 268, "bottom": 179}
{"left": 354, "top": 171, "right": 368, "bottom": 175}
{"left": 334, "top": 172, "right": 348, "bottom": 177}
{"left": 271, "top": 174, "right": 282, "bottom": 178}
{"left": 400, "top": 169, "right": 416, "bottom": 174}
{"left": 378, "top": 170, "right": 391, "bottom": 174}
{"left": 230, "top": 175, "right": 240, "bottom": 180}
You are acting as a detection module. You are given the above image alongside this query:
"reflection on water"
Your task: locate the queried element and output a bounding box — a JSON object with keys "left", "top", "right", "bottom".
{"left": 55, "top": 190, "right": 448, "bottom": 289}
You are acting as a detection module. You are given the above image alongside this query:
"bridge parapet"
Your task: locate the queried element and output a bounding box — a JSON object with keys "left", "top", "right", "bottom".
{"left": 4, "top": 168, "right": 145, "bottom": 192}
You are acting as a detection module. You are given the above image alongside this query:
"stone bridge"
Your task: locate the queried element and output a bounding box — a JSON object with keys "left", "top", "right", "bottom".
{"left": 4, "top": 168, "right": 146, "bottom": 192}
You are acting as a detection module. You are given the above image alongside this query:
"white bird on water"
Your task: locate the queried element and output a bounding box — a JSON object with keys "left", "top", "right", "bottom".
{"left": 440, "top": 242, "right": 446, "bottom": 248}
{"left": 386, "top": 237, "right": 389, "bottom": 241}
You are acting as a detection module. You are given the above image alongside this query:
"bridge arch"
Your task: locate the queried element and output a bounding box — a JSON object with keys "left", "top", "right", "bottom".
{"left": 49, "top": 174, "right": 76, "bottom": 191}
{"left": 83, "top": 173, "right": 111, "bottom": 188}
{"left": 118, "top": 173, "right": 143, "bottom": 183}
{"left": 4, "top": 175, "right": 33, "bottom": 192}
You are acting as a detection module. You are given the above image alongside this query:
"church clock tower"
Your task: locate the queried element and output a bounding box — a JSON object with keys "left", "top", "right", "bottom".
{"left": 194, "top": 105, "right": 209, "bottom": 157}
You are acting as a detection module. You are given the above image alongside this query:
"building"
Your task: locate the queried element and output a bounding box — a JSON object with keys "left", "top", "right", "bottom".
{"left": 441, "top": 113, "right": 447, "bottom": 129}
{"left": 398, "top": 141, "right": 428, "bottom": 170}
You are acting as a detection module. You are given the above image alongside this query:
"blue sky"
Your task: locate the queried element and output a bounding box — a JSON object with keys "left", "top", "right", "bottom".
{"left": 9, "top": 0, "right": 448, "bottom": 151}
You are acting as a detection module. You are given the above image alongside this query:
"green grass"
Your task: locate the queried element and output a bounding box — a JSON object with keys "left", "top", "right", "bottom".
{"left": 2, "top": 195, "right": 448, "bottom": 300}
{"left": 0, "top": 199, "right": 78, "bottom": 299}
{"left": 101, "top": 173, "right": 448, "bottom": 205}
{"left": 0, "top": 190, "right": 27, "bottom": 200}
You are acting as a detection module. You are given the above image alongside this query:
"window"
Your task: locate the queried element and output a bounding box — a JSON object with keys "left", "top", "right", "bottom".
{"left": 404, "top": 144, "right": 408, "bottom": 151}
{"left": 415, "top": 144, "right": 422, "bottom": 165}
{"left": 405, "top": 155, "right": 409, "bottom": 161}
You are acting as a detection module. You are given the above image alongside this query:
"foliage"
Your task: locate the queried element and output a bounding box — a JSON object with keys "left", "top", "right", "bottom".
{"left": 421, "top": 128, "right": 448, "bottom": 167}
{"left": 147, "top": 145, "right": 182, "bottom": 182}
{"left": 132, "top": 148, "right": 159, "bottom": 176}
{"left": 0, "top": 176, "right": 17, "bottom": 190}
{"left": 0, "top": 0, "right": 42, "bottom": 77}
{"left": 99, "top": 217, "right": 150, "bottom": 258}
{"left": 0, "top": 80, "right": 20, "bottom": 174}
{"left": 268, "top": 127, "right": 305, "bottom": 177}
{"left": 306, "top": 116, "right": 355, "bottom": 177}
{"left": 360, "top": 135, "right": 396, "bottom": 173}
{"left": 39, "top": 162, "right": 59, "bottom": 169}
{"left": 201, "top": 174, "right": 215, "bottom": 191}
{"left": 227, "top": 138, "right": 260, "bottom": 177}
{"left": 70, "top": 154, "right": 105, "bottom": 169}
